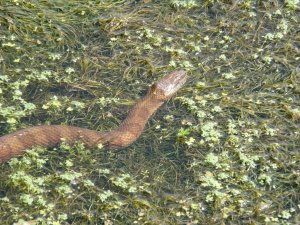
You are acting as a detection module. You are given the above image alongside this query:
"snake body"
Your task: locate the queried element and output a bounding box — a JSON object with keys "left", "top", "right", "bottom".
{"left": 0, "top": 71, "right": 187, "bottom": 163}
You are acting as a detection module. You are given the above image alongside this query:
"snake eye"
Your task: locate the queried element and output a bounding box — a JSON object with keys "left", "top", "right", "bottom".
{"left": 150, "top": 83, "right": 158, "bottom": 94}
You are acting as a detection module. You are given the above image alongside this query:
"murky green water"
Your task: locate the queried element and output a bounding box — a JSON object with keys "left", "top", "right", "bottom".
{"left": 0, "top": 1, "right": 299, "bottom": 224}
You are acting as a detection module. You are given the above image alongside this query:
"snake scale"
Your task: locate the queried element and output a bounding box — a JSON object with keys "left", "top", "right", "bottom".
{"left": 0, "top": 70, "right": 187, "bottom": 163}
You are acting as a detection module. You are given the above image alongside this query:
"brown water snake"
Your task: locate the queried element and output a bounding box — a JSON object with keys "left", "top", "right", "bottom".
{"left": 0, "top": 70, "right": 187, "bottom": 163}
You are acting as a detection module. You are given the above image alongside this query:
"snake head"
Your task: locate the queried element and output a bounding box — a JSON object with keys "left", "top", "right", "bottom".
{"left": 150, "top": 70, "right": 187, "bottom": 101}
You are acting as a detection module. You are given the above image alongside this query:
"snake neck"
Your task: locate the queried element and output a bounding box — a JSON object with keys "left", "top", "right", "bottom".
{"left": 105, "top": 94, "right": 164, "bottom": 149}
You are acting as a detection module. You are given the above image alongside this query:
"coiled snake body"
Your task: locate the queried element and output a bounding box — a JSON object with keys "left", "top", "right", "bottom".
{"left": 0, "top": 71, "right": 187, "bottom": 163}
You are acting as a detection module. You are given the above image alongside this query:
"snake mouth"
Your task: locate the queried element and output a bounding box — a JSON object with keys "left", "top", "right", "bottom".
{"left": 156, "top": 70, "right": 187, "bottom": 98}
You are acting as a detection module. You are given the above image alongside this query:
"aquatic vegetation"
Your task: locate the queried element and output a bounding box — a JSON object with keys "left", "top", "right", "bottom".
{"left": 0, "top": 0, "right": 299, "bottom": 224}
